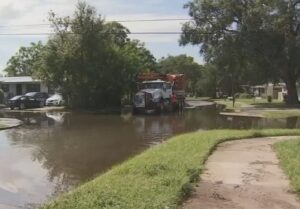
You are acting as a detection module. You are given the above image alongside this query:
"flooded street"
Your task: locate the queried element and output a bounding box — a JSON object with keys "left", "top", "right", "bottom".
{"left": 0, "top": 109, "right": 299, "bottom": 209}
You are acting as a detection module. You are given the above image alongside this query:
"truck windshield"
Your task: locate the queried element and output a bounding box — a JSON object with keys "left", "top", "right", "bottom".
{"left": 142, "top": 83, "right": 163, "bottom": 89}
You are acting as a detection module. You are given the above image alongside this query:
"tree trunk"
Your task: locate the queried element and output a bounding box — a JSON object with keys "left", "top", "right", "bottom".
{"left": 285, "top": 73, "right": 299, "bottom": 105}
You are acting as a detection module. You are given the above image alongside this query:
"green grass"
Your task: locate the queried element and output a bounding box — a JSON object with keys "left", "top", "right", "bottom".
{"left": 186, "top": 97, "right": 210, "bottom": 101}
{"left": 251, "top": 102, "right": 288, "bottom": 109}
{"left": 0, "top": 124, "right": 8, "bottom": 129}
{"left": 263, "top": 110, "right": 300, "bottom": 119}
{"left": 214, "top": 98, "right": 300, "bottom": 118}
{"left": 274, "top": 139, "right": 300, "bottom": 195}
{"left": 214, "top": 98, "right": 285, "bottom": 112}
{"left": 41, "top": 129, "right": 300, "bottom": 209}
{"left": 213, "top": 99, "right": 243, "bottom": 112}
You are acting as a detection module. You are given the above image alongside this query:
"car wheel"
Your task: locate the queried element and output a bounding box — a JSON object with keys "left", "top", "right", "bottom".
{"left": 40, "top": 101, "right": 44, "bottom": 108}
{"left": 19, "top": 103, "right": 25, "bottom": 110}
{"left": 10, "top": 107, "right": 14, "bottom": 110}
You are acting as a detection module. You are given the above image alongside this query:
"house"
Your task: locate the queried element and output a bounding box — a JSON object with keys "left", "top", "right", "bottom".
{"left": 251, "top": 83, "right": 287, "bottom": 100}
{"left": 0, "top": 76, "right": 49, "bottom": 100}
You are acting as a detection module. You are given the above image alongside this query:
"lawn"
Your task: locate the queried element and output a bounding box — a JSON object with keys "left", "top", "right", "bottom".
{"left": 213, "top": 99, "right": 244, "bottom": 112}
{"left": 274, "top": 139, "right": 300, "bottom": 195}
{"left": 214, "top": 98, "right": 300, "bottom": 118}
{"left": 214, "top": 98, "right": 285, "bottom": 111}
{"left": 186, "top": 97, "right": 211, "bottom": 101}
{"left": 40, "top": 129, "right": 300, "bottom": 209}
{"left": 263, "top": 110, "right": 300, "bottom": 119}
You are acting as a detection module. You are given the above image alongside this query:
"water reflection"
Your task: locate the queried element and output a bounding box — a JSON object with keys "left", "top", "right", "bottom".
{"left": 0, "top": 109, "right": 299, "bottom": 208}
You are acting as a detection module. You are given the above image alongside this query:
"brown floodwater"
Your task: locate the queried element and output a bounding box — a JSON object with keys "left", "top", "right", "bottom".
{"left": 0, "top": 109, "right": 299, "bottom": 209}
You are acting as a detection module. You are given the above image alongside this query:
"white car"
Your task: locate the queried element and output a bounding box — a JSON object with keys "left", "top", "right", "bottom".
{"left": 46, "top": 94, "right": 64, "bottom": 106}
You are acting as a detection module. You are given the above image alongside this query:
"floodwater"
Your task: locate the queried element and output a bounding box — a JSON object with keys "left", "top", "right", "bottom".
{"left": 0, "top": 109, "right": 299, "bottom": 209}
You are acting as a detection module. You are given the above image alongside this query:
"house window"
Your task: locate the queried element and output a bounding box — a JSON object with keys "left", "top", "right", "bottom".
{"left": 1, "top": 84, "right": 9, "bottom": 93}
{"left": 26, "top": 84, "right": 40, "bottom": 93}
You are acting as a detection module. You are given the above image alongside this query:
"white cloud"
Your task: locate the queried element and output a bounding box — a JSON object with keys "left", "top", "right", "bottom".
{"left": 0, "top": 0, "right": 203, "bottom": 71}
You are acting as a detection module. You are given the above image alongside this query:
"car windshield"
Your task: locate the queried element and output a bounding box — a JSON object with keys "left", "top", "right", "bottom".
{"left": 25, "top": 92, "right": 37, "bottom": 97}
{"left": 142, "top": 82, "right": 163, "bottom": 89}
{"left": 10, "top": 96, "right": 22, "bottom": 100}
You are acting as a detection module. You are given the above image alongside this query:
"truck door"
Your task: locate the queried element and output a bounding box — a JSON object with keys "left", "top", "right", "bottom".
{"left": 166, "top": 83, "right": 172, "bottom": 97}
{"left": 162, "top": 83, "right": 168, "bottom": 99}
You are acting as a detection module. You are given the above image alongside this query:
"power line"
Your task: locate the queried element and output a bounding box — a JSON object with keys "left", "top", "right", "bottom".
{"left": 0, "top": 24, "right": 49, "bottom": 28}
{"left": 118, "top": 18, "right": 190, "bottom": 22}
{"left": 0, "top": 18, "right": 191, "bottom": 28}
{"left": 0, "top": 32, "right": 185, "bottom": 36}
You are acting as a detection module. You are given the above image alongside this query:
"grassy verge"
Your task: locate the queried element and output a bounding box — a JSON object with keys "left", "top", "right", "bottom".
{"left": 263, "top": 110, "right": 300, "bottom": 119}
{"left": 214, "top": 98, "right": 300, "bottom": 119}
{"left": 213, "top": 99, "right": 244, "bottom": 112}
{"left": 41, "top": 129, "right": 300, "bottom": 209}
{"left": 274, "top": 139, "right": 300, "bottom": 195}
{"left": 186, "top": 97, "right": 210, "bottom": 101}
{"left": 0, "top": 122, "right": 8, "bottom": 128}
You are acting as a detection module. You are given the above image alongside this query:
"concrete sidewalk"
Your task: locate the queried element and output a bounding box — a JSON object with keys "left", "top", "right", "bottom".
{"left": 184, "top": 136, "right": 300, "bottom": 209}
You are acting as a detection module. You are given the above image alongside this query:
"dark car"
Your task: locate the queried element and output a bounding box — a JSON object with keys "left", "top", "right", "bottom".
{"left": 25, "top": 92, "right": 49, "bottom": 106}
{"left": 8, "top": 95, "right": 42, "bottom": 110}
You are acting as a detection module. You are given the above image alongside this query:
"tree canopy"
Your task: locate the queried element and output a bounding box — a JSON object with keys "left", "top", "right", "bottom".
{"left": 4, "top": 41, "right": 44, "bottom": 76}
{"left": 181, "top": 0, "right": 300, "bottom": 104}
{"left": 31, "top": 2, "right": 155, "bottom": 108}
{"left": 156, "top": 55, "right": 203, "bottom": 96}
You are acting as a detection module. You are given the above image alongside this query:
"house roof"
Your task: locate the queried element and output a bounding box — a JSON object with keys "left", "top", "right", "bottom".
{"left": 0, "top": 76, "right": 41, "bottom": 83}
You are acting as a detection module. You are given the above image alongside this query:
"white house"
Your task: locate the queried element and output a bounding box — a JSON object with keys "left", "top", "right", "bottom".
{"left": 251, "top": 83, "right": 287, "bottom": 100}
{"left": 0, "top": 76, "right": 49, "bottom": 99}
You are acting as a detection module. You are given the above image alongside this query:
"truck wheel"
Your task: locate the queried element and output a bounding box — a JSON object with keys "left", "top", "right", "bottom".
{"left": 157, "top": 100, "right": 164, "bottom": 114}
{"left": 132, "top": 107, "right": 139, "bottom": 115}
{"left": 165, "top": 99, "right": 172, "bottom": 113}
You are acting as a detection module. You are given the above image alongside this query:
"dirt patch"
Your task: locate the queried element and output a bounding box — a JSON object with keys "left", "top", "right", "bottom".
{"left": 183, "top": 136, "right": 300, "bottom": 209}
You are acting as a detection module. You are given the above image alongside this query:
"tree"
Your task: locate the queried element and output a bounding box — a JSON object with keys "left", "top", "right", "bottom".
{"left": 181, "top": 0, "right": 300, "bottom": 105}
{"left": 4, "top": 41, "right": 44, "bottom": 76}
{"left": 118, "top": 40, "right": 156, "bottom": 99}
{"left": 34, "top": 2, "right": 155, "bottom": 108}
{"left": 156, "top": 55, "right": 203, "bottom": 96}
{"left": 196, "top": 64, "right": 217, "bottom": 98}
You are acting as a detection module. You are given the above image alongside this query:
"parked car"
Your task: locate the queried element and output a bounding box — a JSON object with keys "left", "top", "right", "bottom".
{"left": 8, "top": 95, "right": 42, "bottom": 110}
{"left": 46, "top": 94, "right": 64, "bottom": 106}
{"left": 25, "top": 92, "right": 49, "bottom": 106}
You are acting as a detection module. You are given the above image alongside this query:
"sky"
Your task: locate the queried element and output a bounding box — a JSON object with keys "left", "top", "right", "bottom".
{"left": 0, "top": 0, "right": 203, "bottom": 74}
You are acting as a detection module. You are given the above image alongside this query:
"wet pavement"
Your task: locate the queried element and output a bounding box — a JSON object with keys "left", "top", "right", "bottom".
{"left": 0, "top": 109, "right": 299, "bottom": 208}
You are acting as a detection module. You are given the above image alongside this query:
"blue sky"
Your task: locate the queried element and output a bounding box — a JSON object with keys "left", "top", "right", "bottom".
{"left": 0, "top": 0, "right": 203, "bottom": 74}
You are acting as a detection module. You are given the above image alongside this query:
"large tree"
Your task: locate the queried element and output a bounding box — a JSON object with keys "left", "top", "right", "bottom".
{"left": 34, "top": 2, "right": 155, "bottom": 108}
{"left": 4, "top": 41, "right": 44, "bottom": 76}
{"left": 181, "top": 0, "right": 300, "bottom": 105}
